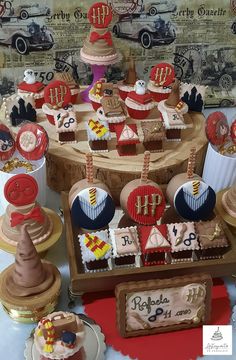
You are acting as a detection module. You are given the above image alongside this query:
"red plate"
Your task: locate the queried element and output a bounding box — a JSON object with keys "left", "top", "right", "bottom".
{"left": 16, "top": 123, "right": 49, "bottom": 160}
{"left": 4, "top": 174, "right": 38, "bottom": 206}
{"left": 230, "top": 119, "right": 236, "bottom": 143}
{"left": 44, "top": 80, "right": 71, "bottom": 108}
{"left": 150, "top": 63, "right": 175, "bottom": 87}
{"left": 87, "top": 2, "right": 112, "bottom": 28}
{"left": 0, "top": 124, "right": 15, "bottom": 161}
{"left": 205, "top": 111, "right": 229, "bottom": 146}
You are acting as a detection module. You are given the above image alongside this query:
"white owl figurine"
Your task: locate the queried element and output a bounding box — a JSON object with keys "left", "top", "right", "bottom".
{"left": 134, "top": 80, "right": 146, "bottom": 95}
{"left": 23, "top": 69, "right": 36, "bottom": 84}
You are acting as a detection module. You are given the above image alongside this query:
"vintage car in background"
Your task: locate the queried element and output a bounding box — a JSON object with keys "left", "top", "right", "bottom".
{"left": 205, "top": 88, "right": 236, "bottom": 108}
{"left": 0, "top": 20, "right": 54, "bottom": 55}
{"left": 1, "top": 2, "right": 50, "bottom": 20}
{"left": 113, "top": 13, "right": 176, "bottom": 49}
{"left": 144, "top": 1, "right": 177, "bottom": 16}
{"left": 232, "top": 21, "right": 236, "bottom": 34}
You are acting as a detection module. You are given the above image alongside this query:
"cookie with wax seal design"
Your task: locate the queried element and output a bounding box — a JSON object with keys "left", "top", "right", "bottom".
{"left": 4, "top": 174, "right": 38, "bottom": 207}
{"left": 16, "top": 123, "right": 48, "bottom": 161}
{"left": 150, "top": 63, "right": 175, "bottom": 87}
{"left": 87, "top": 2, "right": 112, "bottom": 28}
{"left": 205, "top": 111, "right": 229, "bottom": 146}
{"left": 0, "top": 124, "right": 15, "bottom": 161}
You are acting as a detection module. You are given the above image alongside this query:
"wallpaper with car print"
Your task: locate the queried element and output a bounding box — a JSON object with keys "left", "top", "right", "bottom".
{"left": 0, "top": 0, "right": 235, "bottom": 107}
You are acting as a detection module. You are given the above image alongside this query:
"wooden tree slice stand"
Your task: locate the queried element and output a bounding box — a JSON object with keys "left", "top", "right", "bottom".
{"left": 0, "top": 99, "right": 207, "bottom": 202}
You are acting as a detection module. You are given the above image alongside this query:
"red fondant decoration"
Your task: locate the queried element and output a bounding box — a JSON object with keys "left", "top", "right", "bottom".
{"left": 115, "top": 123, "right": 140, "bottom": 145}
{"left": 87, "top": 2, "right": 112, "bottom": 28}
{"left": 205, "top": 111, "right": 229, "bottom": 146}
{"left": 17, "top": 81, "right": 44, "bottom": 93}
{"left": 127, "top": 185, "right": 165, "bottom": 225}
{"left": 90, "top": 31, "right": 112, "bottom": 45}
{"left": 230, "top": 119, "right": 236, "bottom": 144}
{"left": 10, "top": 206, "right": 44, "bottom": 227}
{"left": 150, "top": 63, "right": 175, "bottom": 87}
{"left": 83, "top": 279, "right": 230, "bottom": 360}
{"left": 4, "top": 174, "right": 38, "bottom": 206}
{"left": 16, "top": 123, "right": 49, "bottom": 161}
{"left": 44, "top": 80, "right": 71, "bottom": 108}
{"left": 139, "top": 224, "right": 170, "bottom": 252}
{"left": 128, "top": 91, "right": 153, "bottom": 105}
{"left": 0, "top": 124, "right": 15, "bottom": 161}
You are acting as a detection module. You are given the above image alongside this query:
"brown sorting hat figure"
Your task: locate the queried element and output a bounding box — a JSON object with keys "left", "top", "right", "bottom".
{"left": 222, "top": 182, "right": 236, "bottom": 218}
{"left": 165, "top": 78, "right": 181, "bottom": 108}
{"left": 6, "top": 224, "right": 55, "bottom": 297}
{"left": 125, "top": 58, "right": 137, "bottom": 86}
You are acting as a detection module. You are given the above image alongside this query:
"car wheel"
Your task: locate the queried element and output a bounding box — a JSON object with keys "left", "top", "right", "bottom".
{"left": 219, "top": 74, "right": 233, "bottom": 90}
{"left": 113, "top": 25, "right": 120, "bottom": 38}
{"left": 140, "top": 31, "right": 153, "bottom": 49}
{"left": 220, "top": 99, "right": 232, "bottom": 107}
{"left": 13, "top": 36, "right": 30, "bottom": 55}
{"left": 232, "top": 22, "right": 236, "bottom": 34}
{"left": 20, "top": 10, "right": 29, "bottom": 19}
{"left": 148, "top": 7, "right": 158, "bottom": 16}
{"left": 43, "top": 35, "right": 54, "bottom": 50}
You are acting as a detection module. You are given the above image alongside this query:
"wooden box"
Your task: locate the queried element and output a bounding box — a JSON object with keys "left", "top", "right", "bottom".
{"left": 62, "top": 192, "right": 236, "bottom": 296}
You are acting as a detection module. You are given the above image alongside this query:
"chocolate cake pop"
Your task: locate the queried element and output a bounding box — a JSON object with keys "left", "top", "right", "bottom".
{"left": 166, "top": 148, "right": 216, "bottom": 221}
{"left": 0, "top": 225, "right": 61, "bottom": 322}
{"left": 69, "top": 153, "right": 115, "bottom": 230}
{"left": 222, "top": 182, "right": 236, "bottom": 218}
{"left": 119, "top": 151, "right": 166, "bottom": 225}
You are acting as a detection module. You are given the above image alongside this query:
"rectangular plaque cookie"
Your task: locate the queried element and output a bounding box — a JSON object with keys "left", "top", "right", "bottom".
{"left": 115, "top": 273, "right": 212, "bottom": 337}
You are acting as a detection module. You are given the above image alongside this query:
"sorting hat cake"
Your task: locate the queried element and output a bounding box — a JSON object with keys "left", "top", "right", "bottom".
{"left": 0, "top": 224, "right": 61, "bottom": 322}
{"left": 222, "top": 182, "right": 236, "bottom": 218}
{"left": 80, "top": 2, "right": 119, "bottom": 65}
{"left": 120, "top": 151, "right": 166, "bottom": 225}
{"left": 0, "top": 174, "right": 53, "bottom": 246}
{"left": 166, "top": 148, "right": 216, "bottom": 221}
{"left": 118, "top": 58, "right": 138, "bottom": 101}
{"left": 69, "top": 153, "right": 115, "bottom": 231}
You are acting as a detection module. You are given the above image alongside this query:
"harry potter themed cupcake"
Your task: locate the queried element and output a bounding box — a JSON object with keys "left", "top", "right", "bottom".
{"left": 78, "top": 230, "right": 112, "bottom": 272}
{"left": 167, "top": 222, "right": 199, "bottom": 262}
{"left": 17, "top": 69, "right": 45, "bottom": 109}
{"left": 0, "top": 174, "right": 53, "bottom": 246}
{"left": 139, "top": 224, "right": 171, "bottom": 266}
{"left": 141, "top": 120, "right": 165, "bottom": 152}
{"left": 86, "top": 118, "right": 111, "bottom": 152}
{"left": 222, "top": 181, "right": 236, "bottom": 218}
{"left": 69, "top": 153, "right": 115, "bottom": 231}
{"left": 80, "top": 2, "right": 119, "bottom": 66}
{"left": 125, "top": 80, "right": 156, "bottom": 120}
{"left": 118, "top": 58, "right": 138, "bottom": 101}
{"left": 54, "top": 72, "right": 80, "bottom": 104}
{"left": 115, "top": 123, "right": 140, "bottom": 156}
{"left": 88, "top": 79, "right": 114, "bottom": 111}
{"left": 34, "top": 311, "right": 85, "bottom": 359}
{"left": 0, "top": 225, "right": 61, "bottom": 322}
{"left": 110, "top": 226, "right": 141, "bottom": 267}
{"left": 147, "top": 63, "right": 174, "bottom": 102}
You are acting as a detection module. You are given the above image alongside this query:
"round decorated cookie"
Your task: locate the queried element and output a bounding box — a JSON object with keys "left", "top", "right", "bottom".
{"left": 230, "top": 119, "right": 236, "bottom": 143}
{"left": 4, "top": 173, "right": 38, "bottom": 206}
{"left": 150, "top": 63, "right": 175, "bottom": 87}
{"left": 87, "top": 2, "right": 112, "bottom": 28}
{"left": 0, "top": 124, "right": 15, "bottom": 161}
{"left": 120, "top": 179, "right": 166, "bottom": 225}
{"left": 205, "top": 111, "right": 229, "bottom": 146}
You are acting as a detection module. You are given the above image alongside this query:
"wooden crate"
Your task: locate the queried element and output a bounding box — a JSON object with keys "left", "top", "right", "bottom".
{"left": 62, "top": 191, "right": 236, "bottom": 296}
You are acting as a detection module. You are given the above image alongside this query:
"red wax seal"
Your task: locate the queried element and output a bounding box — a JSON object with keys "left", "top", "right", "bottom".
{"left": 88, "top": 2, "right": 112, "bottom": 28}
{"left": 16, "top": 123, "right": 49, "bottom": 161}
{"left": 205, "top": 111, "right": 229, "bottom": 146}
{"left": 230, "top": 119, "right": 236, "bottom": 143}
{"left": 126, "top": 185, "right": 166, "bottom": 225}
{"left": 150, "top": 63, "right": 175, "bottom": 87}
{"left": 44, "top": 80, "right": 71, "bottom": 108}
{"left": 4, "top": 174, "right": 38, "bottom": 206}
{"left": 0, "top": 124, "right": 15, "bottom": 161}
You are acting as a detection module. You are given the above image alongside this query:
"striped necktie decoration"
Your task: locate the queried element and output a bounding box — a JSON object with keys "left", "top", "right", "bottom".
{"left": 89, "top": 187, "right": 97, "bottom": 206}
{"left": 84, "top": 233, "right": 111, "bottom": 259}
{"left": 192, "top": 180, "right": 200, "bottom": 196}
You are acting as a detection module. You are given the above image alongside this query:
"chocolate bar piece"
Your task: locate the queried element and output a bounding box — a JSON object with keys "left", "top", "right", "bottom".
{"left": 101, "top": 96, "right": 125, "bottom": 117}
{"left": 42, "top": 313, "right": 78, "bottom": 339}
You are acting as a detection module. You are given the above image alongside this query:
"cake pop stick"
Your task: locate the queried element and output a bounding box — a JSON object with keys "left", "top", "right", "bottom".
{"left": 140, "top": 151, "right": 150, "bottom": 183}
{"left": 187, "top": 147, "right": 196, "bottom": 179}
{"left": 85, "top": 152, "right": 94, "bottom": 184}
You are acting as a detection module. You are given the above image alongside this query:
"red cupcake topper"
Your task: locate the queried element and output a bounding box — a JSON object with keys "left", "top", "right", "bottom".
{"left": 16, "top": 123, "right": 49, "bottom": 161}
{"left": 44, "top": 80, "right": 71, "bottom": 108}
{"left": 4, "top": 174, "right": 38, "bottom": 206}
{"left": 88, "top": 2, "right": 112, "bottom": 28}
{"left": 205, "top": 111, "right": 229, "bottom": 146}
{"left": 230, "top": 119, "right": 236, "bottom": 144}
{"left": 0, "top": 124, "right": 15, "bottom": 161}
{"left": 150, "top": 63, "right": 175, "bottom": 87}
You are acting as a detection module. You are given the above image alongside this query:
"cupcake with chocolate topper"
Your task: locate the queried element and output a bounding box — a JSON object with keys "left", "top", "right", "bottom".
{"left": 125, "top": 80, "right": 156, "bottom": 120}
{"left": 147, "top": 63, "right": 174, "bottom": 102}
{"left": 89, "top": 79, "right": 114, "bottom": 111}
{"left": 97, "top": 89, "right": 127, "bottom": 131}
{"left": 158, "top": 78, "right": 188, "bottom": 141}
{"left": 80, "top": 2, "right": 119, "bottom": 66}
{"left": 17, "top": 69, "right": 45, "bottom": 109}
{"left": 0, "top": 224, "right": 61, "bottom": 322}
{"left": 69, "top": 153, "right": 115, "bottom": 231}
{"left": 118, "top": 58, "right": 138, "bottom": 101}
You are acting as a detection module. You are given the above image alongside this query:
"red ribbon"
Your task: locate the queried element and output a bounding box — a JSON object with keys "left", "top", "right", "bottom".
{"left": 10, "top": 206, "right": 44, "bottom": 227}
{"left": 90, "top": 31, "right": 113, "bottom": 46}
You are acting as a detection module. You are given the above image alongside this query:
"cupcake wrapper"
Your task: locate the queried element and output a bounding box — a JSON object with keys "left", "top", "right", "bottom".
{"left": 118, "top": 89, "right": 129, "bottom": 101}
{"left": 126, "top": 107, "right": 150, "bottom": 120}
